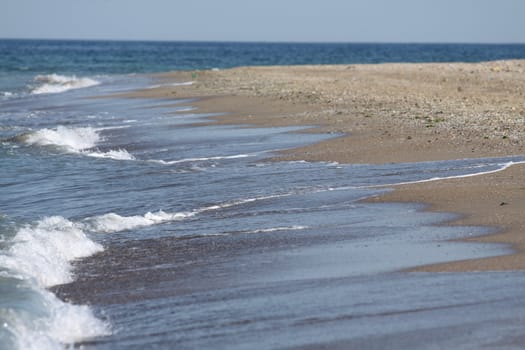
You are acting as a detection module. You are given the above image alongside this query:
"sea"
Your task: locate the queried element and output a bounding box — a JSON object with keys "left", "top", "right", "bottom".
{"left": 2, "top": 40, "right": 525, "bottom": 349}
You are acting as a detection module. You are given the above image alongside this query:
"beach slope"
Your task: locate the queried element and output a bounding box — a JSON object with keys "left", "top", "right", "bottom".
{"left": 123, "top": 61, "right": 525, "bottom": 271}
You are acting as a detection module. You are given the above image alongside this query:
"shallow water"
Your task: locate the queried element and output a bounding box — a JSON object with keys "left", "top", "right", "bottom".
{"left": 2, "top": 40, "right": 525, "bottom": 349}
{"left": 1, "top": 80, "right": 523, "bottom": 349}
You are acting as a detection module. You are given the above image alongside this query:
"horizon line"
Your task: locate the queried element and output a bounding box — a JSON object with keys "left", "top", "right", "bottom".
{"left": 1, "top": 37, "right": 525, "bottom": 46}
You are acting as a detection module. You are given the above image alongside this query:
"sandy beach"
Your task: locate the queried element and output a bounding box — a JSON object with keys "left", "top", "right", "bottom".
{"left": 122, "top": 60, "right": 525, "bottom": 271}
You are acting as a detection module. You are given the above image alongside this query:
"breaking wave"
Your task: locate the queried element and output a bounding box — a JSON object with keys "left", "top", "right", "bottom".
{"left": 19, "top": 126, "right": 135, "bottom": 160}
{"left": 0, "top": 191, "right": 299, "bottom": 348}
{"left": 82, "top": 193, "right": 291, "bottom": 235}
{"left": 83, "top": 210, "right": 195, "bottom": 234}
{"left": 0, "top": 216, "right": 109, "bottom": 349}
{"left": 22, "top": 126, "right": 101, "bottom": 152}
{"left": 0, "top": 216, "right": 103, "bottom": 288}
{"left": 31, "top": 74, "right": 100, "bottom": 95}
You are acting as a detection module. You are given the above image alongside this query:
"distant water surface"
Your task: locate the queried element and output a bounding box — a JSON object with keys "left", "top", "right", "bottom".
{"left": 2, "top": 39, "right": 525, "bottom": 95}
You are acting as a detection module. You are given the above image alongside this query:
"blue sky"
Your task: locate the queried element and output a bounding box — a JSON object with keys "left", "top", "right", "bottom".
{"left": 2, "top": 0, "right": 525, "bottom": 43}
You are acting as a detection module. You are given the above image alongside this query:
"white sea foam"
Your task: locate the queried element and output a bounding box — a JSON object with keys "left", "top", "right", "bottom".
{"left": 175, "top": 107, "right": 195, "bottom": 112}
{"left": 45, "top": 291, "right": 110, "bottom": 344}
{"left": 0, "top": 216, "right": 109, "bottom": 349}
{"left": 83, "top": 210, "right": 195, "bottom": 234}
{"left": 94, "top": 125, "right": 132, "bottom": 131}
{"left": 0, "top": 216, "right": 103, "bottom": 287}
{"left": 83, "top": 193, "right": 290, "bottom": 235}
{"left": 246, "top": 225, "right": 309, "bottom": 234}
{"left": 23, "top": 126, "right": 100, "bottom": 152}
{"left": 32, "top": 74, "right": 100, "bottom": 95}
{"left": 22, "top": 126, "right": 137, "bottom": 160}
{"left": 0, "top": 192, "right": 300, "bottom": 348}
{"left": 150, "top": 154, "right": 251, "bottom": 165}
{"left": 147, "top": 81, "right": 194, "bottom": 89}
{"left": 7, "top": 288, "right": 110, "bottom": 350}
{"left": 320, "top": 161, "right": 525, "bottom": 194}
{"left": 195, "top": 193, "right": 291, "bottom": 214}
{"left": 372, "top": 160, "right": 525, "bottom": 188}
{"left": 86, "top": 149, "right": 136, "bottom": 161}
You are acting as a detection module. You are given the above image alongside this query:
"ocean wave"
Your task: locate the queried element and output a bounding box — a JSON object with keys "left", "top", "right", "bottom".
{"left": 0, "top": 192, "right": 300, "bottom": 348}
{"left": 0, "top": 216, "right": 109, "bottom": 349}
{"left": 22, "top": 126, "right": 101, "bottom": 152}
{"left": 31, "top": 74, "right": 100, "bottom": 95}
{"left": 82, "top": 210, "right": 195, "bottom": 234}
{"left": 83, "top": 193, "right": 291, "bottom": 235}
{"left": 2, "top": 286, "right": 110, "bottom": 350}
{"left": 0, "top": 216, "right": 103, "bottom": 287}
{"left": 17, "top": 127, "right": 259, "bottom": 164}
{"left": 19, "top": 125, "right": 136, "bottom": 161}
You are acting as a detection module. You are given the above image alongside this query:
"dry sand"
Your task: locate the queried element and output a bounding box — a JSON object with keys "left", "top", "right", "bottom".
{"left": 120, "top": 61, "right": 525, "bottom": 271}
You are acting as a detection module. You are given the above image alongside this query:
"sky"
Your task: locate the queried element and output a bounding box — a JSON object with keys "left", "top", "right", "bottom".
{"left": 1, "top": 0, "right": 525, "bottom": 43}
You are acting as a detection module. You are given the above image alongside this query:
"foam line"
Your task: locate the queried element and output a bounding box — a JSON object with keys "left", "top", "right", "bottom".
{"left": 82, "top": 211, "right": 195, "bottom": 234}
{"left": 195, "top": 193, "right": 292, "bottom": 214}
{"left": 82, "top": 193, "right": 293, "bottom": 234}
{"left": 371, "top": 160, "right": 525, "bottom": 188}
{"left": 146, "top": 81, "right": 194, "bottom": 89}
{"left": 245, "top": 225, "right": 309, "bottom": 234}
{"left": 149, "top": 154, "right": 251, "bottom": 165}
{"left": 85, "top": 149, "right": 136, "bottom": 161}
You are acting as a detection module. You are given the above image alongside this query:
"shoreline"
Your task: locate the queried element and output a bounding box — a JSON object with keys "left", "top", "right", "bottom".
{"left": 367, "top": 162, "right": 525, "bottom": 272}
{"left": 120, "top": 61, "right": 525, "bottom": 271}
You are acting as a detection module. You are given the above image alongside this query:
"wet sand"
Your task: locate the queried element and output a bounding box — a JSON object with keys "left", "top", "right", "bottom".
{"left": 121, "top": 61, "right": 525, "bottom": 271}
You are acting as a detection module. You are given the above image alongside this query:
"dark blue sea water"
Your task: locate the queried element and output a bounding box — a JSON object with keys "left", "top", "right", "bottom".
{"left": 3, "top": 39, "right": 525, "bottom": 95}
{"left": 2, "top": 40, "right": 525, "bottom": 349}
